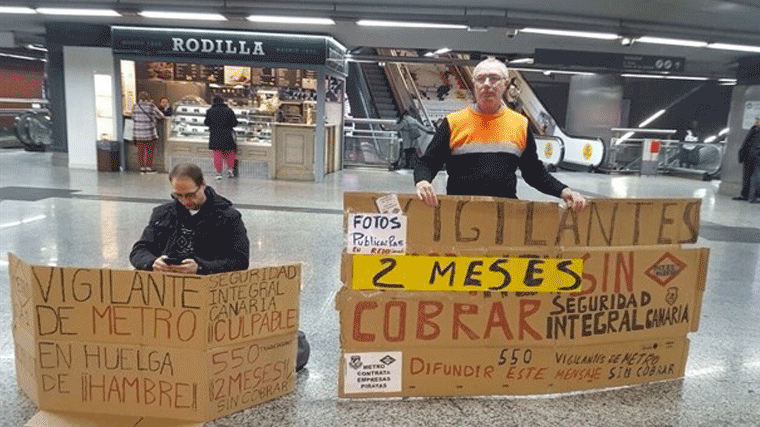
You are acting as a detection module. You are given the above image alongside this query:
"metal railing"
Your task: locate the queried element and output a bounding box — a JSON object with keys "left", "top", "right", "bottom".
{"left": 343, "top": 117, "right": 399, "bottom": 168}
{"left": 606, "top": 128, "right": 723, "bottom": 178}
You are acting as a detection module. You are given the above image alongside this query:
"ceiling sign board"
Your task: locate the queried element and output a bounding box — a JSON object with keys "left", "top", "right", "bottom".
{"left": 535, "top": 49, "right": 685, "bottom": 73}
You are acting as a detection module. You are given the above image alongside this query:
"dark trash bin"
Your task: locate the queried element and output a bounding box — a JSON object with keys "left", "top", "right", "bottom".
{"left": 97, "top": 140, "right": 121, "bottom": 172}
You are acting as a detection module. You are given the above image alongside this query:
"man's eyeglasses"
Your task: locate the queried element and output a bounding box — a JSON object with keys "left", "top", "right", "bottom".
{"left": 171, "top": 186, "right": 202, "bottom": 201}
{"left": 474, "top": 74, "right": 505, "bottom": 85}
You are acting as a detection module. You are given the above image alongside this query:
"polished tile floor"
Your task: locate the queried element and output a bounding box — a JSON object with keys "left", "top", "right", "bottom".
{"left": 1, "top": 149, "right": 758, "bottom": 427}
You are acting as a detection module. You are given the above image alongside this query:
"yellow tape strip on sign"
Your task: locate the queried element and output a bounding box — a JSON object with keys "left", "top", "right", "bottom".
{"left": 352, "top": 255, "right": 583, "bottom": 292}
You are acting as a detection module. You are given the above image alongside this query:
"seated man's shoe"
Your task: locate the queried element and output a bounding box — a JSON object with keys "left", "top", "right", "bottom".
{"left": 733, "top": 196, "right": 748, "bottom": 201}
{"left": 296, "top": 330, "right": 310, "bottom": 372}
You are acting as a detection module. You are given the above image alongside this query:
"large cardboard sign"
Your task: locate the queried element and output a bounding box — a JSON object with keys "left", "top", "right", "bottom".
{"left": 343, "top": 193, "right": 701, "bottom": 252}
{"left": 9, "top": 253, "right": 301, "bottom": 422}
{"left": 338, "top": 247, "right": 707, "bottom": 349}
{"left": 338, "top": 193, "right": 709, "bottom": 398}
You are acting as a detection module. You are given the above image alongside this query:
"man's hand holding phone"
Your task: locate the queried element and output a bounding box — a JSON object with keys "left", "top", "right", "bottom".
{"left": 153, "top": 255, "right": 199, "bottom": 274}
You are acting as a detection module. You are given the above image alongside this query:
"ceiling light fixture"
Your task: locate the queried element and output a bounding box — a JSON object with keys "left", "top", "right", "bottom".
{"left": 509, "top": 58, "right": 533, "bottom": 64}
{"left": 664, "top": 75, "right": 709, "bottom": 81}
{"left": 718, "top": 128, "right": 729, "bottom": 136}
{"left": 638, "top": 109, "right": 666, "bottom": 127}
{"left": 636, "top": 36, "right": 707, "bottom": 48}
{"left": 247, "top": 15, "right": 334, "bottom": 25}
{"left": 26, "top": 44, "right": 48, "bottom": 52}
{"left": 356, "top": 20, "right": 468, "bottom": 30}
{"left": 37, "top": 8, "right": 121, "bottom": 17}
{"left": 621, "top": 73, "right": 666, "bottom": 79}
{"left": 520, "top": 27, "right": 619, "bottom": 40}
{"left": 707, "top": 42, "right": 760, "bottom": 53}
{"left": 139, "top": 11, "right": 226, "bottom": 21}
{"left": 0, "top": 6, "right": 36, "bottom": 14}
{"left": 0, "top": 52, "right": 44, "bottom": 61}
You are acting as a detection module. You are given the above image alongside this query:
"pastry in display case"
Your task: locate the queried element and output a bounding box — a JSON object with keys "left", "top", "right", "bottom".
{"left": 169, "top": 95, "right": 274, "bottom": 145}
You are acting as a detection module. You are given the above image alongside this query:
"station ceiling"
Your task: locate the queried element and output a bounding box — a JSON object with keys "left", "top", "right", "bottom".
{"left": 1, "top": 0, "right": 759, "bottom": 78}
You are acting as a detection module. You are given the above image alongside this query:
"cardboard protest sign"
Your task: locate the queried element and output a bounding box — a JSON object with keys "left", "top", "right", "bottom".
{"left": 338, "top": 192, "right": 709, "bottom": 398}
{"left": 339, "top": 337, "right": 690, "bottom": 397}
{"left": 343, "top": 193, "right": 701, "bottom": 251}
{"left": 338, "top": 247, "right": 707, "bottom": 349}
{"left": 9, "top": 253, "right": 301, "bottom": 423}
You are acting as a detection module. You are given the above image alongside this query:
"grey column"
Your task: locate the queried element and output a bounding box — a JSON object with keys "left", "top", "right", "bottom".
{"left": 566, "top": 74, "right": 624, "bottom": 145}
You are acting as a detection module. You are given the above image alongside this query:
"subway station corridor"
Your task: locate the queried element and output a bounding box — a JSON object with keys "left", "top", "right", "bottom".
{"left": 1, "top": 149, "right": 759, "bottom": 427}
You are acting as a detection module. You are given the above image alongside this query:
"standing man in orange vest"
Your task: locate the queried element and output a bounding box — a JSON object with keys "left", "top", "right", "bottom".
{"left": 414, "top": 57, "right": 587, "bottom": 212}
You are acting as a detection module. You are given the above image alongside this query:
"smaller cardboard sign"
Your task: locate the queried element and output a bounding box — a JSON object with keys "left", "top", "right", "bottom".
{"left": 347, "top": 213, "right": 407, "bottom": 255}
{"left": 8, "top": 253, "right": 301, "bottom": 423}
{"left": 351, "top": 254, "right": 583, "bottom": 293}
{"left": 342, "top": 351, "right": 403, "bottom": 394}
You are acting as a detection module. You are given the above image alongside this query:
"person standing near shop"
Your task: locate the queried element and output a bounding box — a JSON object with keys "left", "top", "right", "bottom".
{"left": 734, "top": 117, "right": 760, "bottom": 200}
{"left": 413, "top": 57, "right": 587, "bottom": 211}
{"left": 132, "top": 91, "right": 164, "bottom": 173}
{"left": 204, "top": 96, "right": 239, "bottom": 180}
{"left": 158, "top": 97, "right": 173, "bottom": 116}
{"left": 736, "top": 116, "right": 760, "bottom": 203}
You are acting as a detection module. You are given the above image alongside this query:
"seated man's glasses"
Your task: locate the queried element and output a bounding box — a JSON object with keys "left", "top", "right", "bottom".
{"left": 171, "top": 186, "right": 202, "bottom": 201}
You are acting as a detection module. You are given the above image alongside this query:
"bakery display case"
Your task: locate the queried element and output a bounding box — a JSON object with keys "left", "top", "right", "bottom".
{"left": 167, "top": 96, "right": 276, "bottom": 178}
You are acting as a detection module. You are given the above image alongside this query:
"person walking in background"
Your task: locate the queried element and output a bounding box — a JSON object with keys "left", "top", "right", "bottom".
{"left": 204, "top": 96, "right": 239, "bottom": 180}
{"left": 737, "top": 117, "right": 760, "bottom": 203}
{"left": 132, "top": 91, "right": 164, "bottom": 173}
{"left": 735, "top": 117, "right": 760, "bottom": 202}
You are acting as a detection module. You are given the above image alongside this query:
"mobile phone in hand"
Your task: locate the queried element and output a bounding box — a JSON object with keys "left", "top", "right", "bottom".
{"left": 164, "top": 256, "right": 183, "bottom": 265}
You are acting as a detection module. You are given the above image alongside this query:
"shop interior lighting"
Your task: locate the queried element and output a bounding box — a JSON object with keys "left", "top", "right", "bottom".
{"left": 356, "top": 20, "right": 468, "bottom": 30}
{"left": 520, "top": 27, "right": 619, "bottom": 40}
{"left": 139, "top": 11, "right": 226, "bottom": 21}
{"left": 247, "top": 16, "right": 335, "bottom": 25}
{"left": 0, "top": 6, "right": 36, "bottom": 14}
{"left": 707, "top": 42, "right": 760, "bottom": 53}
{"left": 719, "top": 128, "right": 730, "bottom": 136}
{"left": 36, "top": 8, "right": 121, "bottom": 17}
{"left": 703, "top": 135, "right": 717, "bottom": 143}
{"left": 635, "top": 36, "right": 708, "bottom": 47}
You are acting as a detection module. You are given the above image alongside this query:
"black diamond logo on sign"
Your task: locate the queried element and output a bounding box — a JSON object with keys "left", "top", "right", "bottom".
{"left": 380, "top": 355, "right": 396, "bottom": 365}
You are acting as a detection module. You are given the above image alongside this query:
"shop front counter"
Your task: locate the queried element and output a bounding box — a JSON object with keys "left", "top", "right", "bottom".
{"left": 166, "top": 137, "right": 275, "bottom": 179}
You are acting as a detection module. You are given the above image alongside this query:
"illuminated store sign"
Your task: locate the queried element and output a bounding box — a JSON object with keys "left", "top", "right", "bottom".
{"left": 112, "top": 26, "right": 345, "bottom": 69}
